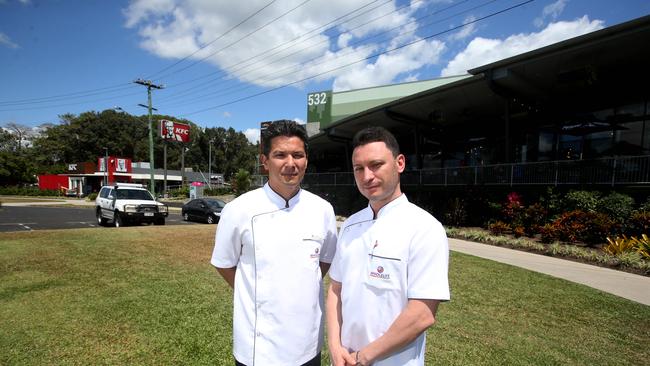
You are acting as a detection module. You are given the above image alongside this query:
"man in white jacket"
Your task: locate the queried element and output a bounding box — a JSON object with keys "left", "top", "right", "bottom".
{"left": 211, "top": 120, "right": 337, "bottom": 366}
{"left": 327, "top": 126, "right": 450, "bottom": 366}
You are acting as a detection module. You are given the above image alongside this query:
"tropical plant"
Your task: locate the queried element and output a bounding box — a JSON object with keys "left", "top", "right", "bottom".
{"left": 629, "top": 234, "right": 650, "bottom": 259}
{"left": 232, "top": 169, "right": 251, "bottom": 196}
{"left": 488, "top": 221, "right": 511, "bottom": 235}
{"left": 603, "top": 236, "right": 636, "bottom": 256}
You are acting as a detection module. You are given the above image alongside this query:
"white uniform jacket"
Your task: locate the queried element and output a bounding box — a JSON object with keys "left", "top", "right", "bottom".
{"left": 211, "top": 183, "right": 337, "bottom": 366}
{"left": 329, "top": 194, "right": 450, "bottom": 366}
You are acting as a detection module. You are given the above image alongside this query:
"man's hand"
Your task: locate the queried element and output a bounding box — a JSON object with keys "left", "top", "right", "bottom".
{"left": 329, "top": 345, "right": 356, "bottom": 366}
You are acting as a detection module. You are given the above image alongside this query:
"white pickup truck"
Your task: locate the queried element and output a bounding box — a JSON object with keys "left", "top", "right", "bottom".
{"left": 95, "top": 183, "right": 168, "bottom": 227}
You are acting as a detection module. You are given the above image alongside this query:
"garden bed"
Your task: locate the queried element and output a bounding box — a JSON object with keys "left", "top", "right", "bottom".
{"left": 446, "top": 227, "right": 650, "bottom": 277}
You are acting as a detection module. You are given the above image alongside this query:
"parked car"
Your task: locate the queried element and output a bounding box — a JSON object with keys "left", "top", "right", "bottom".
{"left": 182, "top": 198, "right": 226, "bottom": 224}
{"left": 95, "top": 183, "right": 168, "bottom": 227}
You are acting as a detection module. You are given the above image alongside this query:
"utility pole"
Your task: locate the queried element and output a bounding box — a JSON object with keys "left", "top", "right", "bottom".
{"left": 134, "top": 79, "right": 164, "bottom": 196}
{"left": 208, "top": 139, "right": 214, "bottom": 190}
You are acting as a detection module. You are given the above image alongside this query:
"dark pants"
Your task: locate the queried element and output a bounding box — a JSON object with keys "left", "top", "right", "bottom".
{"left": 235, "top": 352, "right": 321, "bottom": 366}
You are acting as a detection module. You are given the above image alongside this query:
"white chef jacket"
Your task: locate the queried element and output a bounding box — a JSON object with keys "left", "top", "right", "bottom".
{"left": 211, "top": 183, "right": 337, "bottom": 366}
{"left": 329, "top": 194, "right": 450, "bottom": 366}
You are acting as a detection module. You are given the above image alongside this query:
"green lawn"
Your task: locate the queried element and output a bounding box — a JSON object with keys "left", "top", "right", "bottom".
{"left": 1, "top": 226, "right": 648, "bottom": 365}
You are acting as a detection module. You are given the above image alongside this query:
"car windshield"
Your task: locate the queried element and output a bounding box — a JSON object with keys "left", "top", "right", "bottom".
{"left": 115, "top": 189, "right": 154, "bottom": 200}
{"left": 206, "top": 199, "right": 225, "bottom": 209}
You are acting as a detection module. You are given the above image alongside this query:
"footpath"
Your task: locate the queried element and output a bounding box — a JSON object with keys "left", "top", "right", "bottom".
{"left": 450, "top": 238, "right": 650, "bottom": 306}
{"left": 2, "top": 197, "right": 648, "bottom": 306}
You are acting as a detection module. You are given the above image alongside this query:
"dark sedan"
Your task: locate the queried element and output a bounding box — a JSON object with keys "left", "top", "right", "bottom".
{"left": 181, "top": 198, "right": 226, "bottom": 224}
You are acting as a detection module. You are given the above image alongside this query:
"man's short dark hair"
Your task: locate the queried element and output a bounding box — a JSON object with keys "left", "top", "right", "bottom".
{"left": 352, "top": 126, "right": 400, "bottom": 157}
{"left": 261, "top": 120, "right": 308, "bottom": 156}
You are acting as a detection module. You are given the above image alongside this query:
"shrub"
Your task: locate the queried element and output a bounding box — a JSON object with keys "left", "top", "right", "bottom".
{"left": 639, "top": 197, "right": 650, "bottom": 212}
{"left": 564, "top": 190, "right": 601, "bottom": 213}
{"left": 598, "top": 192, "right": 634, "bottom": 225}
{"left": 522, "top": 203, "right": 548, "bottom": 236}
{"left": 627, "top": 211, "right": 650, "bottom": 236}
{"left": 86, "top": 192, "right": 98, "bottom": 201}
{"left": 512, "top": 226, "right": 525, "bottom": 238}
{"left": 443, "top": 197, "right": 468, "bottom": 226}
{"left": 539, "top": 223, "right": 557, "bottom": 243}
{"left": 488, "top": 221, "right": 511, "bottom": 235}
{"left": 539, "top": 187, "right": 563, "bottom": 218}
{"left": 616, "top": 251, "right": 644, "bottom": 268}
{"left": 547, "top": 210, "right": 614, "bottom": 246}
{"left": 205, "top": 187, "right": 232, "bottom": 196}
{"left": 0, "top": 186, "right": 60, "bottom": 196}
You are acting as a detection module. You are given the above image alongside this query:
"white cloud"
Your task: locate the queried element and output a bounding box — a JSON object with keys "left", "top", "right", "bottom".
{"left": 534, "top": 0, "right": 568, "bottom": 28}
{"left": 333, "top": 39, "right": 445, "bottom": 91}
{"left": 293, "top": 118, "right": 305, "bottom": 124}
{"left": 244, "top": 128, "right": 260, "bottom": 144}
{"left": 441, "top": 16, "right": 604, "bottom": 76}
{"left": 0, "top": 32, "right": 18, "bottom": 49}
{"left": 449, "top": 15, "right": 477, "bottom": 41}
{"left": 123, "top": 0, "right": 438, "bottom": 89}
{"left": 222, "top": 111, "right": 231, "bottom": 118}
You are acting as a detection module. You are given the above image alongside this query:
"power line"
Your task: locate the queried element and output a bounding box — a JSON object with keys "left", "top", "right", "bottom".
{"left": 153, "top": 0, "right": 316, "bottom": 82}
{"left": 145, "top": 0, "right": 278, "bottom": 81}
{"left": 0, "top": 83, "right": 134, "bottom": 106}
{"left": 0, "top": 90, "right": 143, "bottom": 112}
{"left": 157, "top": 0, "right": 395, "bottom": 100}
{"left": 0, "top": 2, "right": 279, "bottom": 109}
{"left": 163, "top": 0, "right": 490, "bottom": 108}
{"left": 179, "top": 0, "right": 534, "bottom": 117}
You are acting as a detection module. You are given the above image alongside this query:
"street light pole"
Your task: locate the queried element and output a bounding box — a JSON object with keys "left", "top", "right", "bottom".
{"left": 134, "top": 79, "right": 164, "bottom": 196}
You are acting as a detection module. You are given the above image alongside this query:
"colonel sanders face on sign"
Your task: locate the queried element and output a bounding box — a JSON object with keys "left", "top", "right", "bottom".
{"left": 165, "top": 121, "right": 175, "bottom": 139}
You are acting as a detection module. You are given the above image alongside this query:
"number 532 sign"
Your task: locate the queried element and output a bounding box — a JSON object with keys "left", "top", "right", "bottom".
{"left": 306, "top": 90, "right": 332, "bottom": 127}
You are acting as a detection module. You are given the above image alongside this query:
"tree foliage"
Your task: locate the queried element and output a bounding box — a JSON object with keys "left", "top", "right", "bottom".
{"left": 2, "top": 109, "right": 259, "bottom": 185}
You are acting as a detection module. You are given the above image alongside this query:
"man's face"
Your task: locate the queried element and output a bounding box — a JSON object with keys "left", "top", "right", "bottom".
{"left": 262, "top": 136, "right": 307, "bottom": 197}
{"left": 352, "top": 141, "right": 405, "bottom": 209}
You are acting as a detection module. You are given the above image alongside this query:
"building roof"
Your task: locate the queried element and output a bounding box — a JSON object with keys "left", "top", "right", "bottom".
{"left": 309, "top": 14, "right": 650, "bottom": 149}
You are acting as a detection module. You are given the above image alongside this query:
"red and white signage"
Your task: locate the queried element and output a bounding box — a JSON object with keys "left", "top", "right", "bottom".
{"left": 160, "top": 120, "right": 191, "bottom": 143}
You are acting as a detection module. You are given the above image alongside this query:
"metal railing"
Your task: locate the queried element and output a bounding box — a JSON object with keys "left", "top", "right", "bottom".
{"left": 302, "top": 155, "right": 650, "bottom": 187}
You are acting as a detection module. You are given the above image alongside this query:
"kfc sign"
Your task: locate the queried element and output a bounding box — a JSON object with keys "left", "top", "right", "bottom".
{"left": 160, "top": 120, "right": 191, "bottom": 143}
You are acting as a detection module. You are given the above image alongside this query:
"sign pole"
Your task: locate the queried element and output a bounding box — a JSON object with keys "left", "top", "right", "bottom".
{"left": 163, "top": 140, "right": 168, "bottom": 197}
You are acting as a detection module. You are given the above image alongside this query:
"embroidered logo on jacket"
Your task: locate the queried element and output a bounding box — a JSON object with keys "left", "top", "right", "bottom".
{"left": 370, "top": 265, "right": 390, "bottom": 280}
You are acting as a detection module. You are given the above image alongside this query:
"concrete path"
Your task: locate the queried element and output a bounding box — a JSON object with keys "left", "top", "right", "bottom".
{"left": 450, "top": 238, "right": 650, "bottom": 306}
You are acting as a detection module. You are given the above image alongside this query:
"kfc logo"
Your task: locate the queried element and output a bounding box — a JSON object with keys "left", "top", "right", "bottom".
{"left": 160, "top": 120, "right": 191, "bottom": 143}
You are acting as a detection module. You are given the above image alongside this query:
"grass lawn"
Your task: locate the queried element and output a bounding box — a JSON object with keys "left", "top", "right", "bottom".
{"left": 1, "top": 226, "right": 648, "bottom": 365}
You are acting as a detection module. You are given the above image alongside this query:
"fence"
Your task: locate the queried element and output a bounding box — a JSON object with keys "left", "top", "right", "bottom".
{"left": 302, "top": 155, "right": 650, "bottom": 187}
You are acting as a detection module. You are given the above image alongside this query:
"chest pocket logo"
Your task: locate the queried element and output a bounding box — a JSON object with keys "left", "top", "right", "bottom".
{"left": 365, "top": 254, "right": 402, "bottom": 291}
{"left": 301, "top": 234, "right": 324, "bottom": 268}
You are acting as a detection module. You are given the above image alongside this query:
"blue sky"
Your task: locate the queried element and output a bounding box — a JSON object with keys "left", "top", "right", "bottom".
{"left": 1, "top": 0, "right": 648, "bottom": 143}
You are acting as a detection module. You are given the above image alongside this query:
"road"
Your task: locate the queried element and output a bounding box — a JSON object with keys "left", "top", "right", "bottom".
{"left": 0, "top": 206, "right": 202, "bottom": 232}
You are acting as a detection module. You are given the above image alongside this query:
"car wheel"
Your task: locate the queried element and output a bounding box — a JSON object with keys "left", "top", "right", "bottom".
{"left": 183, "top": 212, "right": 189, "bottom": 221}
{"left": 96, "top": 209, "right": 108, "bottom": 226}
{"left": 114, "top": 213, "right": 124, "bottom": 228}
{"left": 154, "top": 218, "right": 165, "bottom": 225}
{"left": 206, "top": 215, "right": 214, "bottom": 224}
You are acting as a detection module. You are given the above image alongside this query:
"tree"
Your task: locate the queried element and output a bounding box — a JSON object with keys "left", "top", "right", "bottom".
{"left": 0, "top": 128, "right": 15, "bottom": 151}
{"left": 4, "top": 122, "right": 32, "bottom": 152}
{"left": 232, "top": 168, "right": 251, "bottom": 196}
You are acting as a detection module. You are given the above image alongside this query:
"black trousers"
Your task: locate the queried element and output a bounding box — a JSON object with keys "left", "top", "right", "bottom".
{"left": 235, "top": 352, "right": 321, "bottom": 366}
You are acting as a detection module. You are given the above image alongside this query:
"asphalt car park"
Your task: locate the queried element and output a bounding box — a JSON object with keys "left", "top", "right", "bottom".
{"left": 0, "top": 206, "right": 200, "bottom": 232}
